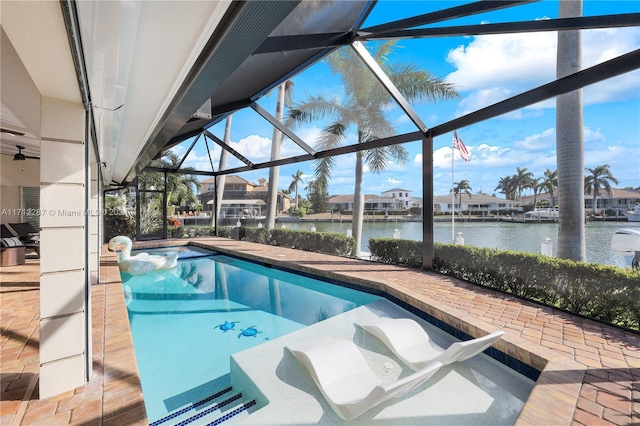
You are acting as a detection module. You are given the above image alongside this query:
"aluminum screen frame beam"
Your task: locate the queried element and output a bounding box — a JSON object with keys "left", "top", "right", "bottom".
{"left": 422, "top": 136, "right": 434, "bottom": 270}
{"left": 203, "top": 130, "right": 254, "bottom": 168}
{"left": 351, "top": 41, "right": 429, "bottom": 134}
{"left": 174, "top": 135, "right": 200, "bottom": 170}
{"left": 145, "top": 48, "right": 640, "bottom": 181}
{"left": 360, "top": 0, "right": 536, "bottom": 36}
{"left": 427, "top": 48, "right": 640, "bottom": 139}
{"left": 250, "top": 102, "right": 317, "bottom": 156}
{"left": 360, "top": 13, "right": 640, "bottom": 40}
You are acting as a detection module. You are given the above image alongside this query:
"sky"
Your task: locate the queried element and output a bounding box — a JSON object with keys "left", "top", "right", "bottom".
{"left": 171, "top": 0, "right": 640, "bottom": 200}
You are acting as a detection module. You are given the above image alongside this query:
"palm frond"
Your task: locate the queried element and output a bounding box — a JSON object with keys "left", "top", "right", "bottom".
{"left": 364, "top": 148, "right": 389, "bottom": 173}
{"left": 313, "top": 157, "right": 335, "bottom": 183}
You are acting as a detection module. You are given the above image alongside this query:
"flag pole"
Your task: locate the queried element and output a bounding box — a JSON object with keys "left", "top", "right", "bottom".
{"left": 451, "top": 133, "right": 455, "bottom": 243}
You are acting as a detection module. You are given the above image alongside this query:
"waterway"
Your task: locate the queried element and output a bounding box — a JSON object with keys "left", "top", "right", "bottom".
{"left": 283, "top": 220, "right": 640, "bottom": 268}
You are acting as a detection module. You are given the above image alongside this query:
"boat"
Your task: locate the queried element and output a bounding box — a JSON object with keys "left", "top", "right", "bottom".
{"left": 625, "top": 204, "right": 640, "bottom": 222}
{"left": 524, "top": 207, "right": 559, "bottom": 220}
{"left": 611, "top": 228, "right": 640, "bottom": 268}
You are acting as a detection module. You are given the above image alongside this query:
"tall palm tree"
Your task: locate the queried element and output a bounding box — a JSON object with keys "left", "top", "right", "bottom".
{"left": 540, "top": 169, "right": 558, "bottom": 207}
{"left": 289, "top": 41, "right": 458, "bottom": 255}
{"left": 584, "top": 164, "right": 619, "bottom": 215}
{"left": 266, "top": 80, "right": 294, "bottom": 229}
{"left": 288, "top": 170, "right": 304, "bottom": 210}
{"left": 527, "top": 177, "right": 542, "bottom": 208}
{"left": 495, "top": 175, "right": 517, "bottom": 200}
{"left": 451, "top": 180, "right": 472, "bottom": 214}
{"left": 514, "top": 167, "right": 534, "bottom": 201}
{"left": 556, "top": 0, "right": 585, "bottom": 261}
{"left": 212, "top": 116, "right": 232, "bottom": 226}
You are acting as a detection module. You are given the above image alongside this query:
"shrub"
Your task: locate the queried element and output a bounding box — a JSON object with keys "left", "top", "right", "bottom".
{"left": 270, "top": 229, "right": 356, "bottom": 257}
{"left": 243, "top": 228, "right": 270, "bottom": 244}
{"left": 369, "top": 238, "right": 640, "bottom": 331}
{"left": 183, "top": 226, "right": 216, "bottom": 237}
{"left": 368, "top": 238, "right": 422, "bottom": 268}
{"left": 103, "top": 211, "right": 135, "bottom": 242}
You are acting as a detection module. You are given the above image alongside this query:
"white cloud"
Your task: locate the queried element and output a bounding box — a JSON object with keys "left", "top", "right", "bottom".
{"left": 454, "top": 87, "right": 513, "bottom": 117}
{"left": 513, "top": 128, "right": 554, "bottom": 151}
{"left": 584, "top": 127, "right": 606, "bottom": 144}
{"left": 446, "top": 26, "right": 640, "bottom": 114}
{"left": 446, "top": 26, "right": 557, "bottom": 92}
{"left": 384, "top": 178, "right": 401, "bottom": 186}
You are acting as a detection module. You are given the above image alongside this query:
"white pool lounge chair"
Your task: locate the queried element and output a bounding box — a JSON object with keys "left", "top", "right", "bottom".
{"left": 359, "top": 318, "right": 504, "bottom": 371}
{"left": 287, "top": 338, "right": 442, "bottom": 421}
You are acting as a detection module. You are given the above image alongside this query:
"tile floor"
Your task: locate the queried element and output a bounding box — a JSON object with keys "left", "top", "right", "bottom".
{"left": 1, "top": 237, "right": 638, "bottom": 425}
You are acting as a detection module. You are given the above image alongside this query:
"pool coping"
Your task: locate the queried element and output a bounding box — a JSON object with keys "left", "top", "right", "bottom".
{"left": 132, "top": 237, "right": 587, "bottom": 425}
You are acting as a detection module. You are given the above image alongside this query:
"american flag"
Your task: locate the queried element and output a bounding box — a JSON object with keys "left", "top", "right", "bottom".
{"left": 453, "top": 130, "right": 470, "bottom": 162}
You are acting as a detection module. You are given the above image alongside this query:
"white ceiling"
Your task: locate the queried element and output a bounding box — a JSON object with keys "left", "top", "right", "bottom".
{"left": 1, "top": 0, "right": 231, "bottom": 185}
{"left": 0, "top": 1, "right": 78, "bottom": 161}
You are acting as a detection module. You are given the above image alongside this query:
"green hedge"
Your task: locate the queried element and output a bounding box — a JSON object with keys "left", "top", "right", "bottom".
{"left": 268, "top": 229, "right": 355, "bottom": 257}
{"left": 217, "top": 226, "right": 356, "bottom": 257}
{"left": 368, "top": 238, "right": 423, "bottom": 268}
{"left": 369, "top": 238, "right": 640, "bottom": 331}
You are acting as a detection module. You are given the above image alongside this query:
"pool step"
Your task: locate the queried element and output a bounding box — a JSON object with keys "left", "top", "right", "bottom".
{"left": 150, "top": 386, "right": 257, "bottom": 426}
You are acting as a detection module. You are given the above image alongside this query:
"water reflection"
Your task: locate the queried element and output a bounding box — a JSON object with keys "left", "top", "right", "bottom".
{"left": 284, "top": 221, "right": 640, "bottom": 267}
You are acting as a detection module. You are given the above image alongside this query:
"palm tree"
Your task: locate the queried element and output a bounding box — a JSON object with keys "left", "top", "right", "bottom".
{"left": 584, "top": 164, "right": 619, "bottom": 215}
{"left": 265, "top": 80, "right": 294, "bottom": 229}
{"left": 540, "top": 169, "right": 558, "bottom": 207}
{"left": 288, "top": 170, "right": 304, "bottom": 210}
{"left": 148, "top": 151, "right": 200, "bottom": 212}
{"left": 495, "top": 175, "right": 517, "bottom": 200}
{"left": 289, "top": 41, "right": 458, "bottom": 255}
{"left": 212, "top": 116, "right": 232, "bottom": 226}
{"left": 451, "top": 180, "right": 472, "bottom": 214}
{"left": 556, "top": 0, "right": 585, "bottom": 261}
{"left": 514, "top": 167, "right": 534, "bottom": 201}
{"left": 527, "top": 177, "right": 542, "bottom": 209}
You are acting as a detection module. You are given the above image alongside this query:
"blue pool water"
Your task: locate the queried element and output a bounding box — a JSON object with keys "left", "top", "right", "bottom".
{"left": 122, "top": 247, "right": 379, "bottom": 421}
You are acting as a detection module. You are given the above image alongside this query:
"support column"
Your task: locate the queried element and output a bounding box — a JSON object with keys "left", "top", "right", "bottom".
{"left": 422, "top": 136, "right": 434, "bottom": 270}
{"left": 39, "top": 97, "right": 88, "bottom": 398}
{"left": 89, "top": 147, "right": 99, "bottom": 284}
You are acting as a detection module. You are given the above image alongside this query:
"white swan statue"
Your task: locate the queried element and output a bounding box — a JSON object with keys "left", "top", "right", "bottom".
{"left": 107, "top": 235, "right": 178, "bottom": 275}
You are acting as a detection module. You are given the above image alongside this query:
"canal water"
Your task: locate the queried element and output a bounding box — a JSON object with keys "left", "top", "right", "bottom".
{"left": 283, "top": 220, "right": 640, "bottom": 268}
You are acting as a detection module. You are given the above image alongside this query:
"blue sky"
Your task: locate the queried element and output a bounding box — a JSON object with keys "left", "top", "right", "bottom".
{"left": 172, "top": 0, "right": 640, "bottom": 199}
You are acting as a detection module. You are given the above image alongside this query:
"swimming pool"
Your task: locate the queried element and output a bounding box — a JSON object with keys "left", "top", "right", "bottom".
{"left": 123, "top": 247, "right": 379, "bottom": 422}
{"left": 122, "top": 245, "right": 535, "bottom": 425}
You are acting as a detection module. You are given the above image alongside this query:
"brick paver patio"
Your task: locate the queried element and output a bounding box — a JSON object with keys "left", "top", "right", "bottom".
{"left": 1, "top": 237, "right": 638, "bottom": 425}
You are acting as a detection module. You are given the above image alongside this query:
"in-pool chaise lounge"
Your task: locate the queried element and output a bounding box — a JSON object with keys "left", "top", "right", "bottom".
{"left": 287, "top": 338, "right": 442, "bottom": 421}
{"left": 359, "top": 317, "right": 504, "bottom": 371}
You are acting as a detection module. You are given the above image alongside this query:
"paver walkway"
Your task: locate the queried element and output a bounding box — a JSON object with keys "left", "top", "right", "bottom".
{"left": 1, "top": 252, "right": 146, "bottom": 425}
{"left": 1, "top": 237, "right": 638, "bottom": 425}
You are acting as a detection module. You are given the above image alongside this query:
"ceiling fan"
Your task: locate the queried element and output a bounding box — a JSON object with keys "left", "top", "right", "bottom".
{"left": 13, "top": 145, "right": 40, "bottom": 161}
